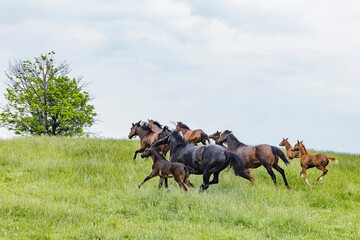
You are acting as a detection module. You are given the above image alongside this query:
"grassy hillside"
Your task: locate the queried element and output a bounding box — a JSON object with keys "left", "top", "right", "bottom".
{"left": 0, "top": 137, "right": 359, "bottom": 239}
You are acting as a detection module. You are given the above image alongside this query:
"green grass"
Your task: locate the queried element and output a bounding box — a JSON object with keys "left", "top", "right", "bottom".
{"left": 0, "top": 137, "right": 359, "bottom": 239}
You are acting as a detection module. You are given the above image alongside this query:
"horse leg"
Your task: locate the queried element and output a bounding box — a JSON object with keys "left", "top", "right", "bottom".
{"left": 185, "top": 177, "right": 194, "bottom": 189}
{"left": 174, "top": 175, "right": 188, "bottom": 191}
{"left": 300, "top": 167, "right": 310, "bottom": 185}
{"left": 158, "top": 177, "right": 164, "bottom": 189}
{"left": 138, "top": 171, "right": 158, "bottom": 188}
{"left": 164, "top": 178, "right": 169, "bottom": 188}
{"left": 273, "top": 164, "right": 291, "bottom": 189}
{"left": 315, "top": 166, "right": 328, "bottom": 184}
{"left": 264, "top": 166, "right": 277, "bottom": 186}
{"left": 209, "top": 171, "right": 220, "bottom": 185}
{"left": 133, "top": 148, "right": 145, "bottom": 161}
{"left": 200, "top": 172, "right": 211, "bottom": 192}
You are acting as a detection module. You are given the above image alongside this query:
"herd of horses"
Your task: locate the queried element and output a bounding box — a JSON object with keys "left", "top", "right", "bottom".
{"left": 129, "top": 120, "right": 338, "bottom": 191}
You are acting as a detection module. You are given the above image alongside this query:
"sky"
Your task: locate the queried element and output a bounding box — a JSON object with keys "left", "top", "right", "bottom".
{"left": 0, "top": 0, "right": 359, "bottom": 154}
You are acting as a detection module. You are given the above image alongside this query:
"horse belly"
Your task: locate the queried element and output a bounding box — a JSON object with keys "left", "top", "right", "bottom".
{"left": 238, "top": 149, "right": 259, "bottom": 169}
{"left": 159, "top": 168, "right": 173, "bottom": 178}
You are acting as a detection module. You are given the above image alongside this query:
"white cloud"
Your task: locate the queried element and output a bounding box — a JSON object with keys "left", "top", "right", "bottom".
{"left": 0, "top": 0, "right": 360, "bottom": 153}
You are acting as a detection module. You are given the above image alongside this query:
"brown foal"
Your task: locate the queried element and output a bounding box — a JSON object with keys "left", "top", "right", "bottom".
{"left": 279, "top": 138, "right": 300, "bottom": 160}
{"left": 138, "top": 147, "right": 195, "bottom": 191}
{"left": 293, "top": 141, "right": 338, "bottom": 185}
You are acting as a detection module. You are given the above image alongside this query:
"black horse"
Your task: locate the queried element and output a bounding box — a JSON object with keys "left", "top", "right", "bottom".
{"left": 155, "top": 130, "right": 253, "bottom": 191}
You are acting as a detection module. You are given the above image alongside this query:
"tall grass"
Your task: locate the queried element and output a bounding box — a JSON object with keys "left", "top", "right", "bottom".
{"left": 0, "top": 137, "right": 359, "bottom": 239}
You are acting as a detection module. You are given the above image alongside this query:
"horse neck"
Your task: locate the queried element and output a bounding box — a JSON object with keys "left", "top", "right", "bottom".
{"left": 180, "top": 128, "right": 190, "bottom": 136}
{"left": 227, "top": 134, "right": 246, "bottom": 150}
{"left": 168, "top": 134, "right": 187, "bottom": 154}
{"left": 284, "top": 141, "right": 292, "bottom": 150}
{"left": 150, "top": 125, "right": 162, "bottom": 133}
{"left": 150, "top": 148, "right": 165, "bottom": 163}
{"left": 137, "top": 127, "right": 151, "bottom": 139}
{"left": 299, "top": 144, "right": 308, "bottom": 157}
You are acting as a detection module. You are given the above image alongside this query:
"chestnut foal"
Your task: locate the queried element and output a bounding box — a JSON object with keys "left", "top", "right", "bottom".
{"left": 279, "top": 138, "right": 299, "bottom": 160}
{"left": 138, "top": 147, "right": 195, "bottom": 191}
{"left": 293, "top": 141, "right": 338, "bottom": 185}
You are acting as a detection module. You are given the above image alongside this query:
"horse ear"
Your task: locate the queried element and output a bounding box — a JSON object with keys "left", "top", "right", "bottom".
{"left": 301, "top": 140, "right": 303, "bottom": 143}
{"left": 286, "top": 138, "right": 288, "bottom": 140}
{"left": 132, "top": 123, "right": 134, "bottom": 126}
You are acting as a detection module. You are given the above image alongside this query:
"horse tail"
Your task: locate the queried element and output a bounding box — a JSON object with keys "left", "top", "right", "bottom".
{"left": 201, "top": 132, "right": 211, "bottom": 145}
{"left": 227, "top": 151, "right": 254, "bottom": 183}
{"left": 327, "top": 156, "right": 339, "bottom": 164}
{"left": 271, "top": 146, "right": 290, "bottom": 165}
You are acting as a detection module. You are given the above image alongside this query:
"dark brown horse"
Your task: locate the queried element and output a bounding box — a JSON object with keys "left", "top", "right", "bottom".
{"left": 279, "top": 138, "right": 299, "bottom": 160}
{"left": 138, "top": 147, "right": 195, "bottom": 191}
{"left": 147, "top": 119, "right": 170, "bottom": 156}
{"left": 175, "top": 121, "right": 210, "bottom": 145}
{"left": 218, "top": 130, "right": 291, "bottom": 189}
{"left": 155, "top": 130, "right": 253, "bottom": 191}
{"left": 128, "top": 121, "right": 158, "bottom": 161}
{"left": 293, "top": 140, "right": 338, "bottom": 185}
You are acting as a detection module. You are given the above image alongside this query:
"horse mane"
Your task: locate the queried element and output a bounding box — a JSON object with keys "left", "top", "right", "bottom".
{"left": 172, "top": 131, "right": 188, "bottom": 145}
{"left": 300, "top": 142, "right": 310, "bottom": 154}
{"left": 227, "top": 133, "right": 247, "bottom": 147}
{"left": 151, "top": 147, "right": 166, "bottom": 160}
{"left": 178, "top": 122, "right": 190, "bottom": 129}
{"left": 152, "top": 120, "right": 162, "bottom": 128}
{"left": 140, "top": 123, "right": 152, "bottom": 132}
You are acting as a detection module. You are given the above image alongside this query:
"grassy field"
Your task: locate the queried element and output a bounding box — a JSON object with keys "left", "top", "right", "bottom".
{"left": 0, "top": 137, "right": 359, "bottom": 239}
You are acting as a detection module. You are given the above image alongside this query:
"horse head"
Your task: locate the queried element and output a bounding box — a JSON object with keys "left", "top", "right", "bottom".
{"left": 209, "top": 131, "right": 222, "bottom": 142}
{"left": 279, "top": 138, "right": 289, "bottom": 147}
{"left": 128, "top": 121, "right": 141, "bottom": 139}
{"left": 141, "top": 147, "right": 152, "bottom": 158}
{"left": 293, "top": 140, "right": 304, "bottom": 151}
{"left": 218, "top": 130, "right": 232, "bottom": 143}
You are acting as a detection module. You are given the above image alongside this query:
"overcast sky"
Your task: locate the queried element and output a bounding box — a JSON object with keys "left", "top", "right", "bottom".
{"left": 0, "top": 0, "right": 359, "bottom": 153}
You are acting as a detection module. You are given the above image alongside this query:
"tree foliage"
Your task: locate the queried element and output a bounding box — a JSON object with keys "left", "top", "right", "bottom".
{"left": 0, "top": 52, "right": 97, "bottom": 136}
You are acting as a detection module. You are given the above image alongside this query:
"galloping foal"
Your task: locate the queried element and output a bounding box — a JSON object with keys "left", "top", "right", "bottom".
{"left": 293, "top": 140, "right": 338, "bottom": 185}
{"left": 138, "top": 147, "right": 195, "bottom": 191}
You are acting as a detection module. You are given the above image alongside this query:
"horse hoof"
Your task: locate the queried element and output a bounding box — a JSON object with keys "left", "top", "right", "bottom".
{"left": 287, "top": 186, "right": 291, "bottom": 190}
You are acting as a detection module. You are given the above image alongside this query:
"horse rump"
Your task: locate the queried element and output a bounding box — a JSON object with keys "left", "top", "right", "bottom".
{"left": 271, "top": 146, "right": 290, "bottom": 165}
{"left": 226, "top": 151, "right": 254, "bottom": 183}
{"left": 201, "top": 132, "right": 211, "bottom": 145}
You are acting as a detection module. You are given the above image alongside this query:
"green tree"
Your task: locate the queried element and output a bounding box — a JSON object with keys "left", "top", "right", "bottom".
{"left": 0, "top": 52, "right": 97, "bottom": 136}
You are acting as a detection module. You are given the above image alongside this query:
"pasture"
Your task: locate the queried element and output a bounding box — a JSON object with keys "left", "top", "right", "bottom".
{"left": 0, "top": 137, "right": 359, "bottom": 239}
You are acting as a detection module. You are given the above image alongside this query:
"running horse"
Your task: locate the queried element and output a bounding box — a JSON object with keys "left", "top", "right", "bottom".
{"left": 155, "top": 130, "right": 253, "bottom": 191}
{"left": 175, "top": 121, "right": 210, "bottom": 145}
{"left": 147, "top": 119, "right": 170, "bottom": 156}
{"left": 218, "top": 130, "right": 291, "bottom": 189}
{"left": 279, "top": 138, "right": 300, "bottom": 160}
{"left": 293, "top": 140, "right": 338, "bottom": 185}
{"left": 139, "top": 147, "right": 195, "bottom": 191}
{"left": 128, "top": 121, "right": 158, "bottom": 161}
